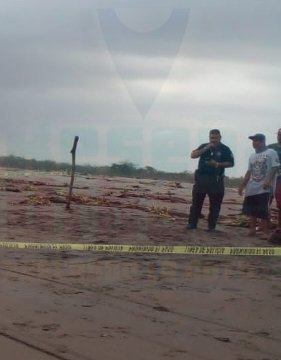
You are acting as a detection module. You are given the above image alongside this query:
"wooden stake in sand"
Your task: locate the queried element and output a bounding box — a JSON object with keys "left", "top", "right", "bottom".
{"left": 66, "top": 136, "right": 79, "bottom": 210}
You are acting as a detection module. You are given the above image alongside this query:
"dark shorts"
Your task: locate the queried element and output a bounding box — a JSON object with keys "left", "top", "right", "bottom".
{"left": 242, "top": 193, "right": 270, "bottom": 219}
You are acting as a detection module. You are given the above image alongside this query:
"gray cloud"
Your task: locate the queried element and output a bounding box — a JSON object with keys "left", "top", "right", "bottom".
{"left": 0, "top": 0, "right": 280, "bottom": 175}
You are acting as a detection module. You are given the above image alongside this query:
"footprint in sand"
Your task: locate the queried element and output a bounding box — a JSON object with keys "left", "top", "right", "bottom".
{"left": 41, "top": 323, "right": 60, "bottom": 332}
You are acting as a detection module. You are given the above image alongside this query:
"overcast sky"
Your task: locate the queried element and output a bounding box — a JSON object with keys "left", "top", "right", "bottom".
{"left": 0, "top": 0, "right": 280, "bottom": 176}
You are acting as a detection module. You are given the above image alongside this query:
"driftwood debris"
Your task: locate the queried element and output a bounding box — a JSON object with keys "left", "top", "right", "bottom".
{"left": 66, "top": 136, "right": 79, "bottom": 210}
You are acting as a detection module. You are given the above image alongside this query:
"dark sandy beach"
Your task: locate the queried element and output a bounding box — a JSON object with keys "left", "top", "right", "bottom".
{"left": 0, "top": 170, "right": 280, "bottom": 360}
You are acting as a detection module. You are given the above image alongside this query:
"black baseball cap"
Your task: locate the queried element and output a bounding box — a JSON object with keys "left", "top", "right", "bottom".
{"left": 248, "top": 133, "right": 266, "bottom": 141}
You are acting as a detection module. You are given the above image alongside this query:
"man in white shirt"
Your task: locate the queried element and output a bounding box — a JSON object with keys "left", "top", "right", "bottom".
{"left": 239, "top": 133, "right": 279, "bottom": 240}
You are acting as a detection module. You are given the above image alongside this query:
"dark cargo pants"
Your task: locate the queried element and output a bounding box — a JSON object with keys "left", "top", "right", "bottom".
{"left": 188, "top": 174, "right": 224, "bottom": 229}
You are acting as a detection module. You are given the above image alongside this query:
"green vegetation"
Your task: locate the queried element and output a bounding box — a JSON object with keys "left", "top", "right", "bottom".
{"left": 0, "top": 155, "right": 241, "bottom": 188}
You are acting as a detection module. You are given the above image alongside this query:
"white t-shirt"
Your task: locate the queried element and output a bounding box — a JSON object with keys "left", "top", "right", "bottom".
{"left": 245, "top": 148, "right": 280, "bottom": 197}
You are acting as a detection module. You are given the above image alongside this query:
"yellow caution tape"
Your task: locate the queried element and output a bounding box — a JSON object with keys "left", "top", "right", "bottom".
{"left": 0, "top": 241, "right": 281, "bottom": 256}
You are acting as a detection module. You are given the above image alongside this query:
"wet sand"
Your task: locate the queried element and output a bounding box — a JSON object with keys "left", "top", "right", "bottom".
{"left": 0, "top": 170, "right": 280, "bottom": 359}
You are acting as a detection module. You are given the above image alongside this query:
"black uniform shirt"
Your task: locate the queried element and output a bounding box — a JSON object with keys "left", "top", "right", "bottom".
{"left": 196, "top": 143, "right": 234, "bottom": 176}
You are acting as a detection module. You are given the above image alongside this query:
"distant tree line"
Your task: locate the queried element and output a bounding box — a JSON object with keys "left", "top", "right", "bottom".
{"left": 0, "top": 155, "right": 242, "bottom": 187}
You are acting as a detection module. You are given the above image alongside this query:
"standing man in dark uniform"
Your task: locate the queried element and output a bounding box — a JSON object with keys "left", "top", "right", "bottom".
{"left": 187, "top": 129, "right": 234, "bottom": 231}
